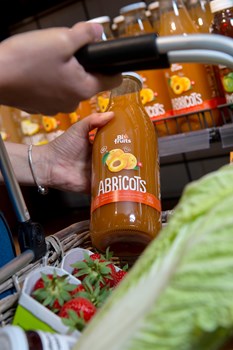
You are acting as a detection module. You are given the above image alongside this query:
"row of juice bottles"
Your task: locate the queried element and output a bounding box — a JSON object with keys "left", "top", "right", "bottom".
{"left": 0, "top": 0, "right": 232, "bottom": 144}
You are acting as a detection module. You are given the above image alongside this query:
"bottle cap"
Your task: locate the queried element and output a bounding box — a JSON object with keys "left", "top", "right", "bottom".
{"left": 122, "top": 72, "right": 143, "bottom": 87}
{"left": 120, "top": 2, "right": 146, "bottom": 15}
{"left": 145, "top": 10, "right": 152, "bottom": 17}
{"left": 148, "top": 1, "right": 159, "bottom": 11}
{"left": 88, "top": 16, "right": 111, "bottom": 24}
{"left": 0, "top": 326, "right": 28, "bottom": 350}
{"left": 210, "top": 0, "right": 233, "bottom": 13}
{"left": 113, "top": 15, "right": 125, "bottom": 24}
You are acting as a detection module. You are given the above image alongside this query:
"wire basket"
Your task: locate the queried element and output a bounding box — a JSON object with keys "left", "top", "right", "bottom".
{"left": 0, "top": 220, "right": 142, "bottom": 327}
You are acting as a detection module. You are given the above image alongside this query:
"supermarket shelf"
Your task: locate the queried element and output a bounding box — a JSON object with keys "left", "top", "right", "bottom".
{"left": 159, "top": 128, "right": 210, "bottom": 157}
{"left": 157, "top": 104, "right": 233, "bottom": 157}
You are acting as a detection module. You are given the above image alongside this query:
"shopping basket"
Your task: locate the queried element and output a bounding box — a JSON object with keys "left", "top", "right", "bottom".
{"left": 0, "top": 33, "right": 233, "bottom": 329}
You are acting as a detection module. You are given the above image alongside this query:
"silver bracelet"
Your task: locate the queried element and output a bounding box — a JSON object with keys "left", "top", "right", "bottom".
{"left": 28, "top": 144, "right": 48, "bottom": 195}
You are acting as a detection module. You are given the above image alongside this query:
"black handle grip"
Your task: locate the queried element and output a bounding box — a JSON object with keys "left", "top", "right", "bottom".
{"left": 75, "top": 34, "right": 170, "bottom": 74}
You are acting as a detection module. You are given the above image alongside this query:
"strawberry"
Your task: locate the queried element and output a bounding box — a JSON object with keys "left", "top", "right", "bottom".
{"left": 59, "top": 297, "right": 96, "bottom": 323}
{"left": 70, "top": 283, "right": 85, "bottom": 297}
{"left": 32, "top": 271, "right": 77, "bottom": 313}
{"left": 114, "top": 270, "right": 127, "bottom": 286}
{"left": 99, "top": 262, "right": 117, "bottom": 288}
{"left": 71, "top": 250, "right": 117, "bottom": 289}
{"left": 89, "top": 253, "right": 102, "bottom": 260}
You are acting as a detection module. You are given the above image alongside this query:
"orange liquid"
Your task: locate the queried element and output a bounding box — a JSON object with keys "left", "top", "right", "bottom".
{"left": 90, "top": 76, "right": 161, "bottom": 255}
{"left": 187, "top": 0, "right": 213, "bottom": 33}
{"left": 0, "top": 106, "right": 22, "bottom": 143}
{"left": 160, "top": 6, "right": 224, "bottom": 132}
{"left": 120, "top": 11, "right": 176, "bottom": 137}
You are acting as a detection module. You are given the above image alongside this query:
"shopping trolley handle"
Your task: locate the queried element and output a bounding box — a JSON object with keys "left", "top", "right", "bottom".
{"left": 75, "top": 33, "right": 233, "bottom": 74}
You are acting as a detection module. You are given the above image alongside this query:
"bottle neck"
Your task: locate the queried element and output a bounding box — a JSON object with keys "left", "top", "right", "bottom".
{"left": 122, "top": 8, "right": 154, "bottom": 35}
{"left": 159, "top": 0, "right": 198, "bottom": 35}
{"left": 159, "top": 0, "right": 185, "bottom": 14}
{"left": 101, "top": 22, "right": 114, "bottom": 40}
{"left": 110, "top": 77, "right": 141, "bottom": 103}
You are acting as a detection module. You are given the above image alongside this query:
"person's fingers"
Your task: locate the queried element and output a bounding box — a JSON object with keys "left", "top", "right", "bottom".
{"left": 92, "top": 73, "right": 123, "bottom": 91}
{"left": 76, "top": 112, "right": 115, "bottom": 136}
{"left": 70, "top": 22, "right": 103, "bottom": 51}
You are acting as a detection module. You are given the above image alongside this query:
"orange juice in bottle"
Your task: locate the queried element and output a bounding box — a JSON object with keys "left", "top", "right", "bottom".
{"left": 119, "top": 2, "right": 177, "bottom": 137}
{"left": 159, "top": 0, "right": 224, "bottom": 132}
{"left": 112, "top": 15, "right": 125, "bottom": 38}
{"left": 0, "top": 106, "right": 23, "bottom": 143}
{"left": 210, "top": 0, "right": 233, "bottom": 105}
{"left": 41, "top": 112, "right": 71, "bottom": 142}
{"left": 88, "top": 16, "right": 115, "bottom": 141}
{"left": 186, "top": 0, "right": 213, "bottom": 32}
{"left": 148, "top": 1, "right": 160, "bottom": 34}
{"left": 90, "top": 72, "right": 161, "bottom": 256}
{"left": 18, "top": 110, "right": 48, "bottom": 145}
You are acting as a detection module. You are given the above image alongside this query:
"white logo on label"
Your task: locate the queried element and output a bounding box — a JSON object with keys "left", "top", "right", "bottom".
{"left": 145, "top": 103, "right": 165, "bottom": 117}
{"left": 171, "top": 63, "right": 183, "bottom": 72}
{"left": 98, "top": 175, "right": 147, "bottom": 195}
{"left": 100, "top": 146, "right": 108, "bottom": 154}
{"left": 172, "top": 92, "right": 203, "bottom": 110}
{"left": 114, "top": 134, "right": 131, "bottom": 144}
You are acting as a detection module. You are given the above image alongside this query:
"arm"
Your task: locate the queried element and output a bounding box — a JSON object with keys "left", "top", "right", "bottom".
{"left": 0, "top": 112, "right": 114, "bottom": 193}
{"left": 0, "top": 22, "right": 121, "bottom": 115}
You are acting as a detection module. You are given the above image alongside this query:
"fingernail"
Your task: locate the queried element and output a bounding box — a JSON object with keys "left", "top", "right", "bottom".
{"left": 89, "top": 23, "right": 103, "bottom": 41}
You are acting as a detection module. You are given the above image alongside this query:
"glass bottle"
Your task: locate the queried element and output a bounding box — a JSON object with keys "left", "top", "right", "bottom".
{"left": 186, "top": 0, "right": 213, "bottom": 32}
{"left": 119, "top": 2, "right": 177, "bottom": 137}
{"left": 18, "top": 110, "right": 48, "bottom": 145}
{"left": 148, "top": 1, "right": 160, "bottom": 34}
{"left": 159, "top": 0, "right": 224, "bottom": 132}
{"left": 41, "top": 112, "right": 71, "bottom": 143}
{"left": 0, "top": 106, "right": 22, "bottom": 143}
{"left": 88, "top": 16, "right": 115, "bottom": 142}
{"left": 0, "top": 325, "right": 77, "bottom": 350}
{"left": 90, "top": 72, "right": 161, "bottom": 256}
{"left": 210, "top": 0, "right": 233, "bottom": 105}
{"left": 112, "top": 15, "right": 125, "bottom": 38}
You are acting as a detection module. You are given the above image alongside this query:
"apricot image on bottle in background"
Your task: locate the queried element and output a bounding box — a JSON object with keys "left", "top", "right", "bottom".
{"left": 170, "top": 75, "right": 192, "bottom": 95}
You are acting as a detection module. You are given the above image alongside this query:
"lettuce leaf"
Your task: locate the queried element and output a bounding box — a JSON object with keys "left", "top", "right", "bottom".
{"left": 74, "top": 164, "right": 233, "bottom": 350}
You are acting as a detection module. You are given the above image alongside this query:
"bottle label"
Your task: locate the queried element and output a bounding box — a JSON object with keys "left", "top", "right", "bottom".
{"left": 165, "top": 63, "right": 225, "bottom": 115}
{"left": 91, "top": 146, "right": 161, "bottom": 213}
{"left": 218, "top": 66, "right": 233, "bottom": 104}
{"left": 38, "top": 331, "right": 77, "bottom": 350}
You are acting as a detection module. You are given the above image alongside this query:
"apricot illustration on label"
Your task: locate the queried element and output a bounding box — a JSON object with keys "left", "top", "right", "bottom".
{"left": 222, "top": 73, "right": 233, "bottom": 93}
{"left": 140, "top": 88, "right": 155, "bottom": 105}
{"left": 21, "top": 119, "right": 40, "bottom": 136}
{"left": 105, "top": 149, "right": 124, "bottom": 167}
{"left": 0, "top": 130, "right": 8, "bottom": 141}
{"left": 97, "top": 96, "right": 110, "bottom": 112}
{"left": 69, "top": 112, "right": 80, "bottom": 124}
{"left": 42, "top": 116, "right": 59, "bottom": 132}
{"left": 103, "top": 148, "right": 140, "bottom": 173}
{"left": 120, "top": 153, "right": 137, "bottom": 169}
{"left": 170, "top": 75, "right": 191, "bottom": 95}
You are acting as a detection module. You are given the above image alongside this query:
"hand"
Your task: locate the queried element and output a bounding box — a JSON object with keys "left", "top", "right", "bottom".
{"left": 33, "top": 112, "right": 115, "bottom": 193}
{"left": 0, "top": 22, "right": 122, "bottom": 115}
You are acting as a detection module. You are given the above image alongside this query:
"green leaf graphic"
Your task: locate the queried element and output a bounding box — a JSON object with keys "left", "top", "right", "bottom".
{"left": 102, "top": 152, "right": 110, "bottom": 165}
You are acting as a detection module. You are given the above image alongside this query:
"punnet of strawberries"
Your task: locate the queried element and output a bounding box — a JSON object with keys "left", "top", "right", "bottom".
{"left": 31, "top": 249, "right": 127, "bottom": 332}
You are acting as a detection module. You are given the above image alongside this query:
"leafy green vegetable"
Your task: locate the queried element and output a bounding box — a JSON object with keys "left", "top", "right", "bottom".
{"left": 74, "top": 164, "right": 233, "bottom": 350}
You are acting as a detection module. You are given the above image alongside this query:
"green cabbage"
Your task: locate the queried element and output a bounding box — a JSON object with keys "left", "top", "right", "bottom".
{"left": 73, "top": 164, "right": 233, "bottom": 350}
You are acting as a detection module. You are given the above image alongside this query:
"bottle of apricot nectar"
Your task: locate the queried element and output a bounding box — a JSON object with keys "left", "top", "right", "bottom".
{"left": 90, "top": 72, "right": 161, "bottom": 256}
